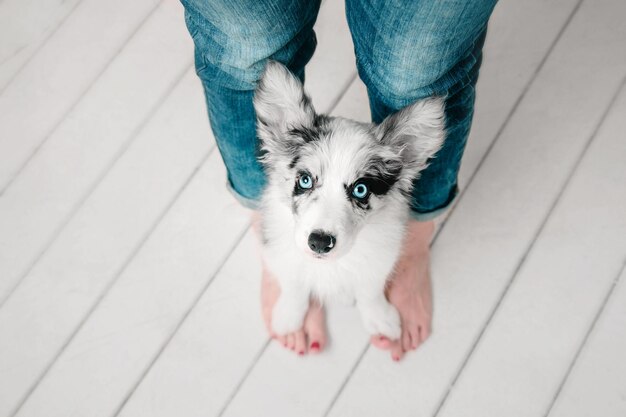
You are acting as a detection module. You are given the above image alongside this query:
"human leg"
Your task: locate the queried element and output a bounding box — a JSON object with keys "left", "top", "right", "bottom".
{"left": 346, "top": 0, "right": 498, "bottom": 358}
{"left": 181, "top": 0, "right": 327, "bottom": 352}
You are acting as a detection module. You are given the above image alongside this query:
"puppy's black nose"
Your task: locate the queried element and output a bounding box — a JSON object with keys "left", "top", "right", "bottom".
{"left": 308, "top": 230, "right": 336, "bottom": 254}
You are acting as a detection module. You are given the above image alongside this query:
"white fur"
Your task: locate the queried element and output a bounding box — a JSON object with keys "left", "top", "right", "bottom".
{"left": 254, "top": 61, "right": 445, "bottom": 340}
{"left": 262, "top": 183, "right": 407, "bottom": 338}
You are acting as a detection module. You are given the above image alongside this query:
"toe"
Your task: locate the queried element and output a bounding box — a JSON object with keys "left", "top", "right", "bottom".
{"left": 402, "top": 328, "right": 412, "bottom": 352}
{"left": 370, "top": 335, "right": 392, "bottom": 350}
{"left": 390, "top": 340, "right": 405, "bottom": 362}
{"left": 309, "top": 340, "right": 322, "bottom": 353}
{"left": 260, "top": 264, "right": 281, "bottom": 336}
{"left": 294, "top": 330, "right": 307, "bottom": 355}
{"left": 286, "top": 333, "right": 296, "bottom": 351}
{"left": 409, "top": 326, "right": 421, "bottom": 350}
{"left": 307, "top": 330, "right": 326, "bottom": 353}
{"left": 420, "top": 322, "right": 432, "bottom": 344}
{"left": 276, "top": 334, "right": 287, "bottom": 348}
{"left": 304, "top": 300, "right": 327, "bottom": 353}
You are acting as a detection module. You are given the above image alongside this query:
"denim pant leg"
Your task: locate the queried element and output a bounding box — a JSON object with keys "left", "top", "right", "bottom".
{"left": 181, "top": 0, "right": 322, "bottom": 209}
{"left": 346, "top": 0, "right": 498, "bottom": 221}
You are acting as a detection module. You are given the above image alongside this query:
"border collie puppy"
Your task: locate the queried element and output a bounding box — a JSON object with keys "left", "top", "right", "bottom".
{"left": 254, "top": 61, "right": 445, "bottom": 342}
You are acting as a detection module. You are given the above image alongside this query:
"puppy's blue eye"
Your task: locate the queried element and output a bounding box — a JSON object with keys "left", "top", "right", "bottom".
{"left": 298, "top": 174, "right": 313, "bottom": 189}
{"left": 352, "top": 183, "right": 368, "bottom": 199}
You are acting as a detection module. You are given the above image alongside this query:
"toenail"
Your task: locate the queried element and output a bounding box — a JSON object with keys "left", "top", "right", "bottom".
{"left": 311, "top": 341, "right": 320, "bottom": 350}
{"left": 298, "top": 351, "right": 304, "bottom": 355}
{"left": 393, "top": 356, "right": 400, "bottom": 361}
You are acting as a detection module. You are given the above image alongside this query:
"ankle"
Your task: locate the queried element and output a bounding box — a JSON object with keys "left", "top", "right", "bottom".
{"left": 404, "top": 220, "right": 434, "bottom": 254}
{"left": 251, "top": 211, "right": 261, "bottom": 232}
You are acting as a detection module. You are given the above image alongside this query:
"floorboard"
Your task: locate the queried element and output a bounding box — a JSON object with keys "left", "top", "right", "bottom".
{"left": 14, "top": 152, "right": 249, "bottom": 417}
{"left": 0, "top": 0, "right": 161, "bottom": 192}
{"left": 548, "top": 264, "right": 626, "bottom": 417}
{"left": 436, "top": 77, "right": 626, "bottom": 417}
{"left": 116, "top": 231, "right": 270, "bottom": 417}
{"left": 0, "top": 0, "right": 191, "bottom": 306}
{"left": 0, "top": 67, "right": 204, "bottom": 416}
{"left": 0, "top": 0, "right": 83, "bottom": 90}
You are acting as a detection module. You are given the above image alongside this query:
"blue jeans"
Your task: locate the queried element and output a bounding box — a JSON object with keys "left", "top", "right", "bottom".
{"left": 181, "top": 0, "right": 497, "bottom": 221}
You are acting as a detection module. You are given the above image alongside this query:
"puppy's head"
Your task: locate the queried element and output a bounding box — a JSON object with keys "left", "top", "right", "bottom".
{"left": 254, "top": 61, "right": 445, "bottom": 259}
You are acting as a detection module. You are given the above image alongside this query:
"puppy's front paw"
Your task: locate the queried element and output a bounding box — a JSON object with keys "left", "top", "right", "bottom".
{"left": 272, "top": 297, "right": 305, "bottom": 335}
{"left": 361, "top": 302, "right": 401, "bottom": 341}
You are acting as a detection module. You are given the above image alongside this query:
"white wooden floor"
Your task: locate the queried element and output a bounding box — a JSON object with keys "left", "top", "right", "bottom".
{"left": 1, "top": 0, "right": 625, "bottom": 416}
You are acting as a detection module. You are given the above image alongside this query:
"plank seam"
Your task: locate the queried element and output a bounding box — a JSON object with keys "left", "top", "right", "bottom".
{"left": 431, "top": 73, "right": 626, "bottom": 417}
{"left": 543, "top": 257, "right": 626, "bottom": 417}
{"left": 216, "top": 339, "right": 273, "bottom": 417}
{"left": 325, "top": 72, "right": 358, "bottom": 113}
{"left": 322, "top": 343, "right": 370, "bottom": 417}
{"left": 9, "top": 134, "right": 214, "bottom": 417}
{"left": 0, "top": 0, "right": 164, "bottom": 197}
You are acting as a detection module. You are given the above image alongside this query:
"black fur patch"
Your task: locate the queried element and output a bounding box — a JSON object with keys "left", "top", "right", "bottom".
{"left": 293, "top": 183, "right": 308, "bottom": 196}
{"left": 361, "top": 175, "right": 396, "bottom": 196}
{"left": 289, "top": 126, "right": 318, "bottom": 143}
{"left": 300, "top": 93, "right": 312, "bottom": 109}
{"left": 313, "top": 114, "right": 331, "bottom": 129}
{"left": 288, "top": 155, "right": 300, "bottom": 169}
{"left": 344, "top": 156, "right": 403, "bottom": 211}
{"left": 362, "top": 156, "right": 402, "bottom": 195}
{"left": 288, "top": 115, "right": 332, "bottom": 143}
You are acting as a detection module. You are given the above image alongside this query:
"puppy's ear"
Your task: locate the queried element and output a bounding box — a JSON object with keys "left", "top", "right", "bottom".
{"left": 374, "top": 97, "right": 446, "bottom": 179}
{"left": 254, "top": 60, "right": 316, "bottom": 163}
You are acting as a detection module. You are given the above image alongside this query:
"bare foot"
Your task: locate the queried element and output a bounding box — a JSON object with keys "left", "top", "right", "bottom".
{"left": 252, "top": 212, "right": 328, "bottom": 355}
{"left": 261, "top": 268, "right": 327, "bottom": 354}
{"left": 371, "top": 219, "right": 434, "bottom": 361}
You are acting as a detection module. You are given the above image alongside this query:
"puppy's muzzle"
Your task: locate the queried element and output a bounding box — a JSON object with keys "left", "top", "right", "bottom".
{"left": 308, "top": 230, "right": 336, "bottom": 254}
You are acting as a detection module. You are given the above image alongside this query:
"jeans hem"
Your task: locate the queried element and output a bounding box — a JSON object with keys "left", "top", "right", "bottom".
{"left": 408, "top": 185, "right": 459, "bottom": 222}
{"left": 226, "top": 181, "right": 260, "bottom": 211}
